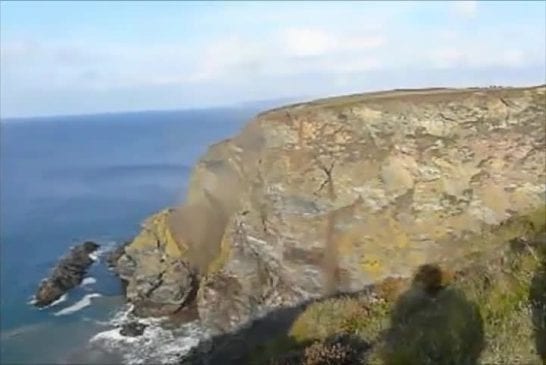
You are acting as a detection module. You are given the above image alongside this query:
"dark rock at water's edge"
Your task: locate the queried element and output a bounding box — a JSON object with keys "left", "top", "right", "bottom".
{"left": 119, "top": 321, "right": 147, "bottom": 337}
{"left": 33, "top": 241, "right": 99, "bottom": 307}
{"left": 104, "top": 241, "right": 132, "bottom": 296}
{"left": 127, "top": 258, "right": 199, "bottom": 318}
{"left": 113, "top": 218, "right": 201, "bottom": 317}
{"left": 104, "top": 241, "right": 130, "bottom": 270}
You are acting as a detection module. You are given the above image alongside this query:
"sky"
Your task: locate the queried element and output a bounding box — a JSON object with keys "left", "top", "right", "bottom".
{"left": 1, "top": 1, "right": 545, "bottom": 118}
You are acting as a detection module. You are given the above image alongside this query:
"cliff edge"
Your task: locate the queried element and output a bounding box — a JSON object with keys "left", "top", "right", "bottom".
{"left": 115, "top": 86, "right": 546, "bottom": 343}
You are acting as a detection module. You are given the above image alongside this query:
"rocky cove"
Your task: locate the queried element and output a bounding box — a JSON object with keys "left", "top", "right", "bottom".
{"left": 36, "top": 86, "right": 546, "bottom": 364}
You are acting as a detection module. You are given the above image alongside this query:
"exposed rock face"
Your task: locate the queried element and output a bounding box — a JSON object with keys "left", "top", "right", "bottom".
{"left": 116, "top": 211, "right": 198, "bottom": 316}
{"left": 104, "top": 242, "right": 129, "bottom": 270}
{"left": 117, "top": 86, "right": 546, "bottom": 333}
{"left": 34, "top": 241, "right": 99, "bottom": 307}
{"left": 180, "top": 228, "right": 546, "bottom": 364}
{"left": 119, "top": 321, "right": 147, "bottom": 337}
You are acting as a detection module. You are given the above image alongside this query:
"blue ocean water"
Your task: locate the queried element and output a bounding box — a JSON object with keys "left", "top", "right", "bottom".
{"left": 0, "top": 107, "right": 260, "bottom": 364}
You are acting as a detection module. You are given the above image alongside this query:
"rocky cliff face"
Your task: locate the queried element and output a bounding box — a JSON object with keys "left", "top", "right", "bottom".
{"left": 116, "top": 86, "right": 546, "bottom": 334}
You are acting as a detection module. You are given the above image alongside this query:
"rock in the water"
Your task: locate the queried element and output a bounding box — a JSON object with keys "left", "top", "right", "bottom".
{"left": 119, "top": 86, "right": 546, "bottom": 334}
{"left": 34, "top": 241, "right": 99, "bottom": 307}
{"left": 119, "top": 321, "right": 147, "bottom": 337}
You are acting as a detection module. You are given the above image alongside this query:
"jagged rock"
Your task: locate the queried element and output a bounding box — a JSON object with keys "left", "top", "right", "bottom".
{"left": 104, "top": 242, "right": 129, "bottom": 270}
{"left": 127, "top": 257, "right": 197, "bottom": 317}
{"left": 120, "top": 86, "right": 546, "bottom": 334}
{"left": 34, "top": 241, "right": 99, "bottom": 307}
{"left": 116, "top": 251, "right": 137, "bottom": 280}
{"left": 119, "top": 321, "right": 147, "bottom": 337}
{"left": 116, "top": 213, "right": 199, "bottom": 316}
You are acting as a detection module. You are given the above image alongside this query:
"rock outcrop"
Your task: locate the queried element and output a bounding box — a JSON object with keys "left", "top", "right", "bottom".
{"left": 119, "top": 321, "right": 148, "bottom": 337}
{"left": 104, "top": 242, "right": 129, "bottom": 270}
{"left": 116, "top": 86, "right": 546, "bottom": 335}
{"left": 116, "top": 211, "right": 198, "bottom": 316}
{"left": 34, "top": 241, "right": 99, "bottom": 307}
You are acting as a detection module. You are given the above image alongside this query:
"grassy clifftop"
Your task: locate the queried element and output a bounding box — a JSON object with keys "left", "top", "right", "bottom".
{"left": 249, "top": 207, "right": 546, "bottom": 364}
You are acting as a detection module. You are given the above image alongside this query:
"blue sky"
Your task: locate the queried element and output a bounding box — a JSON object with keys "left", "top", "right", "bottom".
{"left": 1, "top": 1, "right": 545, "bottom": 118}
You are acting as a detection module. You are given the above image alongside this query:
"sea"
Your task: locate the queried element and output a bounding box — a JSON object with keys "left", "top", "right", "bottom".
{"left": 0, "top": 105, "right": 271, "bottom": 364}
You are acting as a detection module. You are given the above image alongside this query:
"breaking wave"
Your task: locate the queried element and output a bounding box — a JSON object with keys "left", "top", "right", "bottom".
{"left": 87, "top": 305, "right": 210, "bottom": 364}
{"left": 28, "top": 293, "right": 68, "bottom": 309}
{"left": 81, "top": 277, "right": 97, "bottom": 286}
{"left": 54, "top": 293, "right": 102, "bottom": 316}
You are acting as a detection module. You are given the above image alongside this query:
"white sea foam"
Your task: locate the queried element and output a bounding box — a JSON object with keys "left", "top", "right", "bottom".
{"left": 91, "top": 321, "right": 206, "bottom": 365}
{"left": 48, "top": 293, "right": 69, "bottom": 307}
{"left": 88, "top": 240, "right": 118, "bottom": 262}
{"left": 81, "top": 277, "right": 97, "bottom": 286}
{"left": 28, "top": 293, "right": 69, "bottom": 309}
{"left": 54, "top": 293, "right": 102, "bottom": 316}
{"left": 89, "top": 305, "right": 209, "bottom": 365}
{"left": 109, "top": 304, "right": 135, "bottom": 325}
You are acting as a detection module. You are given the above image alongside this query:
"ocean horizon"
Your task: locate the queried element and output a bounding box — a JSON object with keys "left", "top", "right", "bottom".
{"left": 0, "top": 106, "right": 265, "bottom": 364}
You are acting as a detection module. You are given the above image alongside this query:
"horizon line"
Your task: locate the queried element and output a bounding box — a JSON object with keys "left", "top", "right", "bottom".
{"left": 2, "top": 82, "right": 544, "bottom": 121}
{"left": 0, "top": 95, "right": 307, "bottom": 122}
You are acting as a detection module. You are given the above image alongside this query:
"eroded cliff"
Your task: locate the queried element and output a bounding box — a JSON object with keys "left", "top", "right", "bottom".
{"left": 116, "top": 86, "right": 546, "bottom": 339}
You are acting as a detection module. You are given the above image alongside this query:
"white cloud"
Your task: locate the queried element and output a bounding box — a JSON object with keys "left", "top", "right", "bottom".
{"left": 279, "top": 27, "right": 384, "bottom": 58}
{"left": 452, "top": 1, "right": 478, "bottom": 18}
{"left": 187, "top": 28, "right": 385, "bottom": 82}
{"left": 0, "top": 40, "right": 202, "bottom": 90}
{"left": 2, "top": 23, "right": 539, "bottom": 99}
{"left": 344, "top": 36, "right": 385, "bottom": 50}
{"left": 2, "top": 1, "right": 544, "bottom": 118}
{"left": 281, "top": 28, "right": 336, "bottom": 57}
{"left": 189, "top": 36, "right": 267, "bottom": 81}
{"left": 428, "top": 47, "right": 529, "bottom": 69}
{"left": 313, "top": 56, "right": 381, "bottom": 73}
{"left": 429, "top": 48, "right": 465, "bottom": 68}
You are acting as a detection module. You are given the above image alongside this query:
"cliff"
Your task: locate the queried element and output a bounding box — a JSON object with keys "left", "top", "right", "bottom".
{"left": 115, "top": 86, "right": 546, "bottom": 361}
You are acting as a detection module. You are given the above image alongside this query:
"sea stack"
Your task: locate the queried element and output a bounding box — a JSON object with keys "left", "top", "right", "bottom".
{"left": 34, "top": 241, "right": 100, "bottom": 307}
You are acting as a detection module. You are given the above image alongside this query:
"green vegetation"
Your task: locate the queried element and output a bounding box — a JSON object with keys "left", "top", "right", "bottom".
{"left": 248, "top": 206, "right": 546, "bottom": 365}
